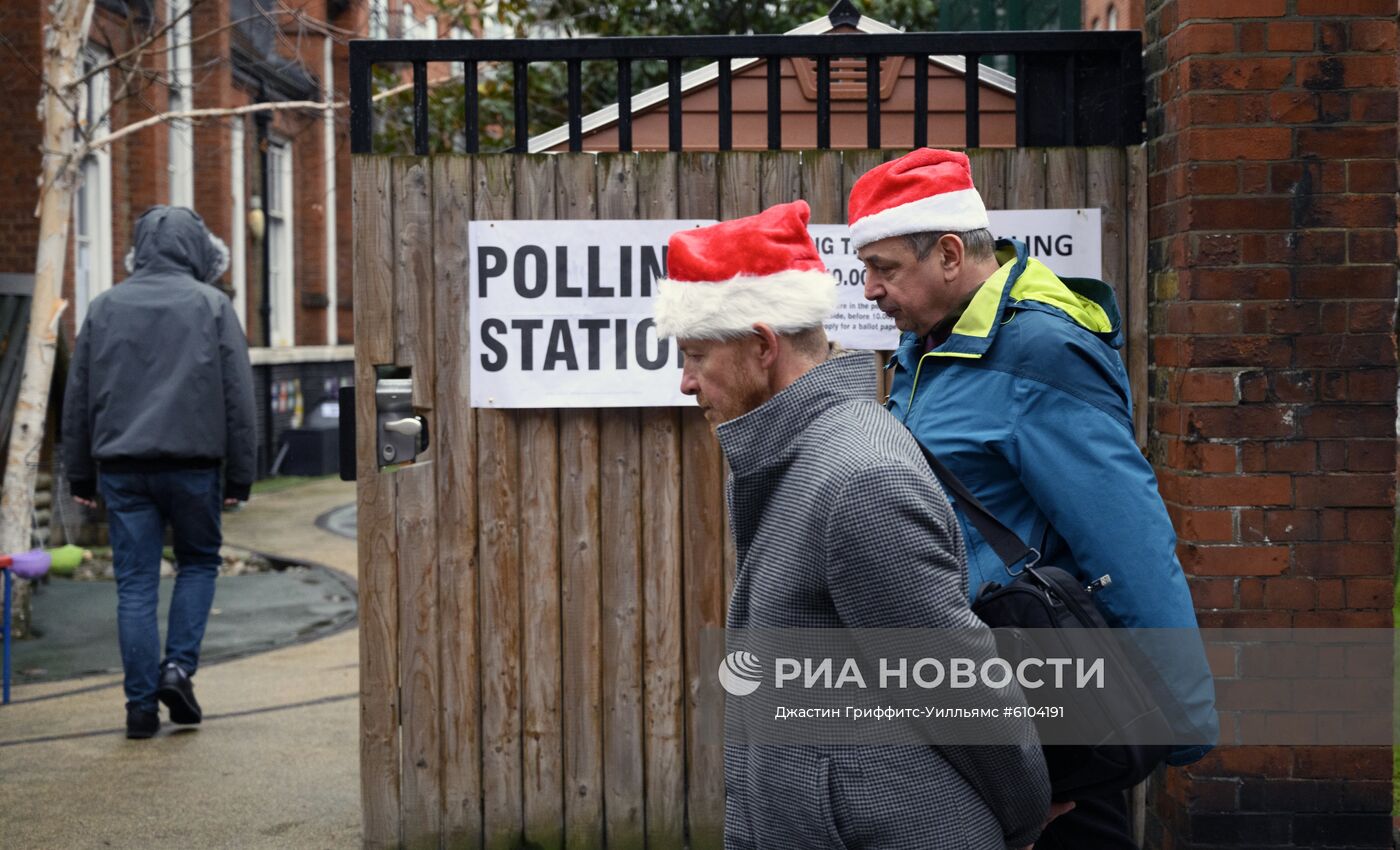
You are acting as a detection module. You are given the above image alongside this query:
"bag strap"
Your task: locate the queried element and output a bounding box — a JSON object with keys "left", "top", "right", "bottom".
{"left": 916, "top": 444, "right": 1038, "bottom": 572}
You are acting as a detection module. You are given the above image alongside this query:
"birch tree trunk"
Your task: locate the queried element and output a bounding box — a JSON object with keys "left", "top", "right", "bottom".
{"left": 1, "top": 0, "right": 96, "bottom": 638}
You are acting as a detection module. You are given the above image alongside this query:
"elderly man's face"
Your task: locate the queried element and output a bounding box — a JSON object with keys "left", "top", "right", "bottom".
{"left": 857, "top": 235, "right": 947, "bottom": 336}
{"left": 678, "top": 336, "right": 769, "bottom": 427}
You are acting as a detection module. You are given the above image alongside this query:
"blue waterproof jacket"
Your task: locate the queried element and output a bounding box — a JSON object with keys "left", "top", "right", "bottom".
{"left": 886, "top": 240, "right": 1217, "bottom": 765}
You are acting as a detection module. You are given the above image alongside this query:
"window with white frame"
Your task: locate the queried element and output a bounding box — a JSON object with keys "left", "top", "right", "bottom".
{"left": 74, "top": 47, "right": 113, "bottom": 328}
{"left": 401, "top": 5, "right": 419, "bottom": 37}
{"left": 369, "top": 0, "right": 388, "bottom": 39}
{"left": 426, "top": 15, "right": 438, "bottom": 39}
{"left": 266, "top": 139, "right": 295, "bottom": 347}
{"left": 1106, "top": 5, "right": 1120, "bottom": 29}
{"left": 167, "top": 0, "right": 194, "bottom": 207}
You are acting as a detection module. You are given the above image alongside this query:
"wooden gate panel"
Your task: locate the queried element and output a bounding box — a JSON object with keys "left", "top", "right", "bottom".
{"left": 356, "top": 147, "right": 1143, "bottom": 849}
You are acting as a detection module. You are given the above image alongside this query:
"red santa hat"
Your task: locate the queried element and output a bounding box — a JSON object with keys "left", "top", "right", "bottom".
{"left": 654, "top": 200, "right": 837, "bottom": 340}
{"left": 847, "top": 148, "right": 990, "bottom": 250}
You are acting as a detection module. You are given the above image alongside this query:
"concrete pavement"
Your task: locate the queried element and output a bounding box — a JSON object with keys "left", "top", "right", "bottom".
{"left": 1, "top": 477, "right": 363, "bottom": 850}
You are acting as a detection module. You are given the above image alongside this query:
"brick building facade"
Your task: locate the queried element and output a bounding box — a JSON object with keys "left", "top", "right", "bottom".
{"left": 0, "top": 0, "right": 457, "bottom": 350}
{"left": 1143, "top": 0, "right": 1397, "bottom": 847}
{"left": 1, "top": 0, "right": 458, "bottom": 474}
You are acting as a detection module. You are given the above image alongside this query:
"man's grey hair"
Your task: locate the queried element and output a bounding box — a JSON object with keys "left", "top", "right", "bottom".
{"left": 903, "top": 228, "right": 996, "bottom": 262}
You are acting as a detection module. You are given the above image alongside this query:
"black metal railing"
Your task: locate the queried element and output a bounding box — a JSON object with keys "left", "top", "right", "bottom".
{"left": 348, "top": 30, "right": 1144, "bottom": 155}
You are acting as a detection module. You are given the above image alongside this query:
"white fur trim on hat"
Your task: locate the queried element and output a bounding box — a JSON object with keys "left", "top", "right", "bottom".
{"left": 654, "top": 269, "right": 838, "bottom": 340}
{"left": 848, "top": 187, "right": 990, "bottom": 250}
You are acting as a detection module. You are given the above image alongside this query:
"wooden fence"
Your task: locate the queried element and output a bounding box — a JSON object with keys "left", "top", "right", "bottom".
{"left": 352, "top": 147, "right": 1147, "bottom": 849}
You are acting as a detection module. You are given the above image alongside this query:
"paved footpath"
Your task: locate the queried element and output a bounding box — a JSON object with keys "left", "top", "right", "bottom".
{"left": 0, "top": 478, "right": 362, "bottom": 850}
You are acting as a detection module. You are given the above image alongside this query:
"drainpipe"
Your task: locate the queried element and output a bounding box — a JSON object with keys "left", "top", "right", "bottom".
{"left": 255, "top": 81, "right": 274, "bottom": 476}
{"left": 256, "top": 81, "right": 272, "bottom": 349}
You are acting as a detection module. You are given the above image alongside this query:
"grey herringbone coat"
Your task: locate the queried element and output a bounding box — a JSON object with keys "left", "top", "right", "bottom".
{"left": 716, "top": 351, "right": 1050, "bottom": 850}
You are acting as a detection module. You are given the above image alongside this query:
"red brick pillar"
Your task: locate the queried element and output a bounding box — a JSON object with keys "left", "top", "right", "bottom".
{"left": 1144, "top": 1, "right": 1397, "bottom": 847}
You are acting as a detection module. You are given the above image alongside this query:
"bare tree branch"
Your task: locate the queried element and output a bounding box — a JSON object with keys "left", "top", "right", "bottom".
{"left": 74, "top": 0, "right": 211, "bottom": 87}
{"left": 85, "top": 70, "right": 462, "bottom": 152}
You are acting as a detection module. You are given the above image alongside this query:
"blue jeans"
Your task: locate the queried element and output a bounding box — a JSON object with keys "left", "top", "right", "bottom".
{"left": 99, "top": 468, "right": 222, "bottom": 712}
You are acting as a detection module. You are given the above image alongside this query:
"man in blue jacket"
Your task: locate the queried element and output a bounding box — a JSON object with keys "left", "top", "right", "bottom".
{"left": 847, "top": 148, "right": 1216, "bottom": 849}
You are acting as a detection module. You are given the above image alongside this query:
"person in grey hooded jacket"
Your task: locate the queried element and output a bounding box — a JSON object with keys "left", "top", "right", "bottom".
{"left": 62, "top": 205, "right": 256, "bottom": 739}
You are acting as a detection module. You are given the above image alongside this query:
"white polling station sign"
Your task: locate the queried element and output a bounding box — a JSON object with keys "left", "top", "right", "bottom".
{"left": 469, "top": 220, "right": 709, "bottom": 408}
{"left": 469, "top": 210, "right": 1102, "bottom": 408}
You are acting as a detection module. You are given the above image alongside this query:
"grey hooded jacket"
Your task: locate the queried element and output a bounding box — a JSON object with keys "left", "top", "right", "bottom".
{"left": 717, "top": 350, "right": 1051, "bottom": 850}
{"left": 63, "top": 206, "right": 256, "bottom": 501}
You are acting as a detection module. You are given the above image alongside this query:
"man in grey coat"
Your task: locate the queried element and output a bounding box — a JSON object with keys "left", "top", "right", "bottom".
{"left": 63, "top": 206, "right": 256, "bottom": 739}
{"left": 655, "top": 201, "right": 1059, "bottom": 850}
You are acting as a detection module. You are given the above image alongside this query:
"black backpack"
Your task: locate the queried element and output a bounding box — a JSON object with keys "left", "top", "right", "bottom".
{"left": 920, "top": 446, "right": 1175, "bottom": 801}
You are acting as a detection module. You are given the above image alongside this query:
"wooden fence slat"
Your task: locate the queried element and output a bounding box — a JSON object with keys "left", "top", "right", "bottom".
{"left": 353, "top": 155, "right": 401, "bottom": 850}
{"left": 594, "top": 152, "right": 647, "bottom": 849}
{"left": 759, "top": 151, "right": 802, "bottom": 209}
{"left": 1087, "top": 147, "right": 1131, "bottom": 371}
{"left": 840, "top": 149, "right": 886, "bottom": 207}
{"left": 799, "top": 150, "right": 845, "bottom": 223}
{"left": 638, "top": 152, "right": 678, "bottom": 221}
{"left": 640, "top": 409, "right": 686, "bottom": 849}
{"left": 560, "top": 407, "right": 604, "bottom": 850}
{"left": 718, "top": 151, "right": 761, "bottom": 220}
{"left": 474, "top": 154, "right": 525, "bottom": 850}
{"left": 1127, "top": 145, "right": 1150, "bottom": 448}
{"left": 519, "top": 405, "right": 562, "bottom": 849}
{"left": 597, "top": 153, "right": 638, "bottom": 219}
{"left": 553, "top": 153, "right": 606, "bottom": 850}
{"left": 969, "top": 148, "right": 1009, "bottom": 212}
{"left": 514, "top": 154, "right": 565, "bottom": 850}
{"left": 558, "top": 153, "right": 600, "bottom": 221}
{"left": 393, "top": 159, "right": 437, "bottom": 412}
{"left": 679, "top": 406, "right": 726, "bottom": 850}
{"left": 635, "top": 153, "right": 687, "bottom": 850}
{"left": 1045, "top": 147, "right": 1087, "bottom": 209}
{"left": 1007, "top": 147, "right": 1047, "bottom": 210}
{"left": 396, "top": 463, "right": 441, "bottom": 849}
{"left": 432, "top": 155, "right": 483, "bottom": 850}
{"left": 676, "top": 152, "right": 726, "bottom": 850}
{"left": 392, "top": 157, "right": 443, "bottom": 848}
{"left": 600, "top": 409, "right": 645, "bottom": 846}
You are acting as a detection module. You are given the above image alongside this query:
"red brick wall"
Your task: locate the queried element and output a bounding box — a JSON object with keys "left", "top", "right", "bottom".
{"left": 1144, "top": 1, "right": 1396, "bottom": 847}
{"left": 0, "top": 0, "right": 357, "bottom": 348}
{"left": 0, "top": 4, "right": 43, "bottom": 275}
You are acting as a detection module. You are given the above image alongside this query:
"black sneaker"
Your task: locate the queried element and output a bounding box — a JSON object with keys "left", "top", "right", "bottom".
{"left": 126, "top": 707, "right": 160, "bottom": 739}
{"left": 157, "top": 662, "right": 203, "bottom": 725}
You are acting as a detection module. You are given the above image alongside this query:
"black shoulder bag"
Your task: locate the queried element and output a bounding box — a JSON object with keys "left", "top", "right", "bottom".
{"left": 919, "top": 445, "right": 1175, "bottom": 801}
